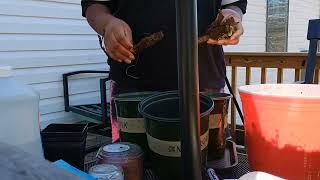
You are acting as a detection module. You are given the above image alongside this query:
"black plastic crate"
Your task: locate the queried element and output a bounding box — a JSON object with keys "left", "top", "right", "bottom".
{"left": 41, "top": 123, "right": 88, "bottom": 170}
{"left": 42, "top": 141, "right": 86, "bottom": 170}
{"left": 41, "top": 123, "right": 88, "bottom": 142}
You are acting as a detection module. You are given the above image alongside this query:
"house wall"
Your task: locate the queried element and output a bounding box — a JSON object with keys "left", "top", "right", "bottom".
{"left": 287, "top": 0, "right": 320, "bottom": 52}
{"left": 226, "top": 0, "right": 320, "bottom": 53}
{"left": 0, "top": 0, "right": 108, "bottom": 128}
{"left": 224, "top": 0, "right": 267, "bottom": 52}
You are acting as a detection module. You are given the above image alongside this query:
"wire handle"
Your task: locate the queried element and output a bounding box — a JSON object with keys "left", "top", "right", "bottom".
{"left": 225, "top": 76, "right": 244, "bottom": 125}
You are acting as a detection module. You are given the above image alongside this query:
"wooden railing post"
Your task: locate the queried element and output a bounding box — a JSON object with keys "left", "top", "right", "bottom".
{"left": 315, "top": 69, "right": 319, "bottom": 84}
{"left": 245, "top": 67, "right": 251, "bottom": 85}
{"left": 295, "top": 68, "right": 301, "bottom": 82}
{"left": 261, "top": 68, "right": 267, "bottom": 84}
{"left": 277, "top": 68, "right": 284, "bottom": 83}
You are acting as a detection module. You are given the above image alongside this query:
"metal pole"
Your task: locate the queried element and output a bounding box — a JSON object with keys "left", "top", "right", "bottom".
{"left": 305, "top": 39, "right": 318, "bottom": 84}
{"left": 305, "top": 19, "right": 320, "bottom": 84}
{"left": 175, "top": 0, "right": 202, "bottom": 180}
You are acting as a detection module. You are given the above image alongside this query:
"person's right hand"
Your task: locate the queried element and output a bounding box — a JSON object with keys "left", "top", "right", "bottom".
{"left": 103, "top": 16, "right": 135, "bottom": 64}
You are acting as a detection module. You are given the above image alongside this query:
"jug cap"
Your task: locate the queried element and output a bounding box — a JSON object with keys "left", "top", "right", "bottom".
{"left": 0, "top": 66, "right": 12, "bottom": 77}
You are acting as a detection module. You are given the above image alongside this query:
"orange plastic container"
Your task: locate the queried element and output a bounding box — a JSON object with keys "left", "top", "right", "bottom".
{"left": 238, "top": 84, "right": 320, "bottom": 180}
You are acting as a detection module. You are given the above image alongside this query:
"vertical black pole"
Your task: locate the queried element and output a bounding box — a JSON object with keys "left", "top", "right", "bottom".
{"left": 100, "top": 78, "right": 108, "bottom": 125}
{"left": 175, "top": 0, "right": 202, "bottom": 180}
{"left": 305, "top": 39, "right": 318, "bottom": 84}
{"left": 305, "top": 19, "right": 320, "bottom": 84}
{"left": 62, "top": 74, "right": 70, "bottom": 112}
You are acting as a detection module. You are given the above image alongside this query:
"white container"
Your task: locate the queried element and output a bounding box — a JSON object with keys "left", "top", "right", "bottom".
{"left": 89, "top": 164, "right": 124, "bottom": 180}
{"left": 239, "top": 172, "right": 285, "bottom": 180}
{"left": 0, "top": 66, "right": 43, "bottom": 158}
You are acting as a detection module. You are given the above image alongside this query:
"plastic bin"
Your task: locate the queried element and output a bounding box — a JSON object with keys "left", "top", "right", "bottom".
{"left": 0, "top": 66, "right": 43, "bottom": 158}
{"left": 239, "top": 84, "right": 320, "bottom": 180}
{"left": 41, "top": 123, "right": 88, "bottom": 170}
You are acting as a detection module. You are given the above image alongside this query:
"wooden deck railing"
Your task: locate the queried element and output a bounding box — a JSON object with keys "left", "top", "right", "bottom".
{"left": 224, "top": 52, "right": 320, "bottom": 143}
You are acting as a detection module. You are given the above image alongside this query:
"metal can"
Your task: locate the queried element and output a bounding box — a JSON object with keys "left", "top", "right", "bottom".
{"left": 89, "top": 164, "right": 124, "bottom": 180}
{"left": 96, "top": 143, "right": 144, "bottom": 180}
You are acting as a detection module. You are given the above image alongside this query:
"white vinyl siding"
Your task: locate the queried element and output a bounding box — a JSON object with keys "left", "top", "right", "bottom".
{"left": 288, "top": 0, "right": 320, "bottom": 52}
{"left": 0, "top": 0, "right": 108, "bottom": 128}
{"left": 224, "top": 0, "right": 267, "bottom": 52}
{"left": 226, "top": 0, "right": 320, "bottom": 53}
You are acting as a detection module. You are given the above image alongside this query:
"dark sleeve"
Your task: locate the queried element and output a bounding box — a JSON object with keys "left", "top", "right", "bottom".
{"left": 222, "top": 0, "right": 248, "bottom": 14}
{"left": 81, "top": 0, "right": 117, "bottom": 17}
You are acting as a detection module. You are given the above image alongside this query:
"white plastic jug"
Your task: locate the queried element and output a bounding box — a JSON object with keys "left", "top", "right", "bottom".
{"left": 0, "top": 66, "right": 43, "bottom": 158}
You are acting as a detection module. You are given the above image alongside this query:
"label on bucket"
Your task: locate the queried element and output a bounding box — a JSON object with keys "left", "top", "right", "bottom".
{"left": 118, "top": 117, "right": 146, "bottom": 133}
{"left": 209, "top": 114, "right": 222, "bottom": 129}
{"left": 146, "top": 130, "right": 209, "bottom": 157}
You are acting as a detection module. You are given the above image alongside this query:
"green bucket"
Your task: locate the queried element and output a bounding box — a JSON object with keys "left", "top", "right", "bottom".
{"left": 138, "top": 91, "right": 214, "bottom": 180}
{"left": 113, "top": 91, "right": 157, "bottom": 161}
{"left": 202, "top": 92, "right": 232, "bottom": 160}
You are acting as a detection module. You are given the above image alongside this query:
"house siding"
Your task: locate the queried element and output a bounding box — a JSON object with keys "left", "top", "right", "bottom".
{"left": 224, "top": 0, "right": 267, "bottom": 52}
{"left": 288, "top": 0, "right": 320, "bottom": 52}
{"left": 0, "top": 0, "right": 108, "bottom": 128}
{"left": 226, "top": 0, "right": 320, "bottom": 53}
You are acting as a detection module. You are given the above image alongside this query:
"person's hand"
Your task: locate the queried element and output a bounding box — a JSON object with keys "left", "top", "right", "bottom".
{"left": 103, "top": 16, "right": 135, "bottom": 64}
{"left": 207, "top": 9, "right": 244, "bottom": 46}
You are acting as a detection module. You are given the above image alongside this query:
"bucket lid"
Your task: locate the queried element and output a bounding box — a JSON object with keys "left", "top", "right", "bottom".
{"left": 238, "top": 84, "right": 320, "bottom": 99}
{"left": 0, "top": 66, "right": 12, "bottom": 77}
{"left": 97, "top": 142, "right": 143, "bottom": 160}
{"left": 113, "top": 91, "right": 157, "bottom": 102}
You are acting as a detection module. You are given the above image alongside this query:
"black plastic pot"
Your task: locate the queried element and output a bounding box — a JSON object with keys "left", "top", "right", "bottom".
{"left": 202, "top": 93, "right": 232, "bottom": 160}
{"left": 138, "top": 91, "right": 214, "bottom": 180}
{"left": 113, "top": 92, "right": 156, "bottom": 161}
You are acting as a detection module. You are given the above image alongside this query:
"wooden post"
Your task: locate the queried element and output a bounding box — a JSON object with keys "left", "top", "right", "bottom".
{"left": 261, "top": 68, "right": 267, "bottom": 84}
{"left": 245, "top": 67, "right": 251, "bottom": 85}
{"left": 277, "top": 68, "right": 283, "bottom": 83}
{"left": 315, "top": 69, "right": 319, "bottom": 84}
{"left": 294, "top": 68, "right": 301, "bottom": 82}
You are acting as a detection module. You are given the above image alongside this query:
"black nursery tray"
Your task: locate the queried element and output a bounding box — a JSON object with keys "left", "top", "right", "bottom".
{"left": 85, "top": 139, "right": 250, "bottom": 180}
{"left": 207, "top": 140, "right": 239, "bottom": 171}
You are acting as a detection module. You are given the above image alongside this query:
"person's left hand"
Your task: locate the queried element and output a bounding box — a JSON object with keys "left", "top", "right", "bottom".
{"left": 207, "top": 9, "right": 244, "bottom": 46}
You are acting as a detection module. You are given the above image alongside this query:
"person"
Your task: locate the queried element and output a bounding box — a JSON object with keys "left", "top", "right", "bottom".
{"left": 81, "top": 0, "right": 247, "bottom": 141}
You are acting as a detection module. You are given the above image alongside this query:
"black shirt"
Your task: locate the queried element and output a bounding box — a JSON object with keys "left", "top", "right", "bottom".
{"left": 81, "top": 0, "right": 247, "bottom": 91}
